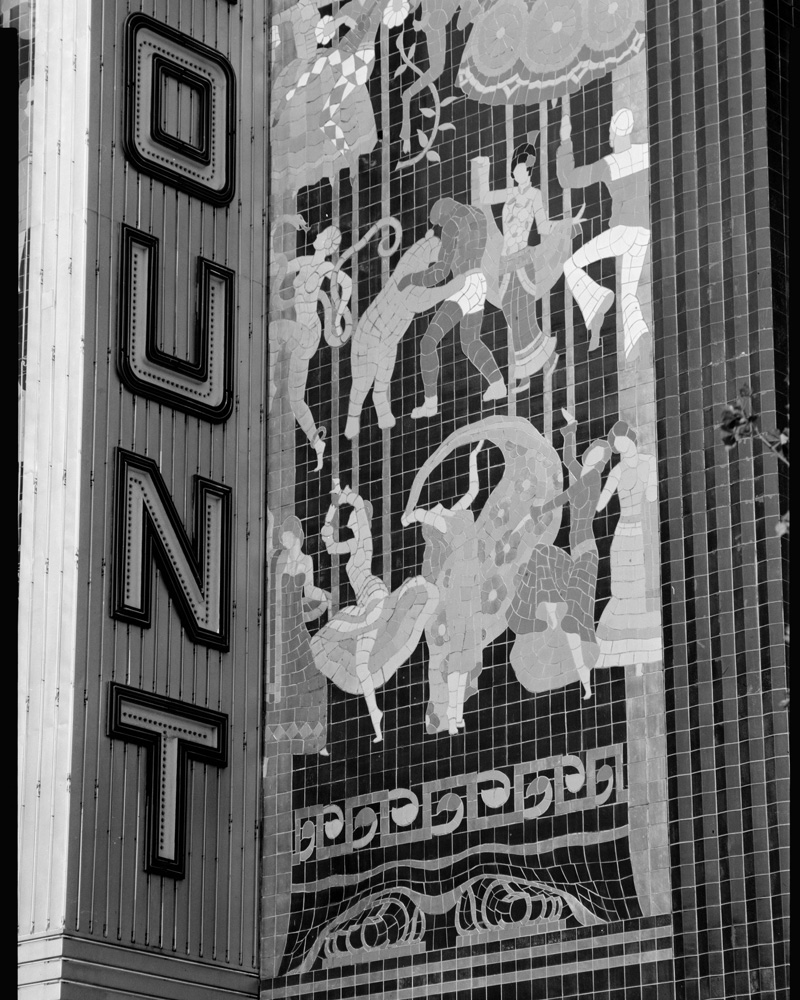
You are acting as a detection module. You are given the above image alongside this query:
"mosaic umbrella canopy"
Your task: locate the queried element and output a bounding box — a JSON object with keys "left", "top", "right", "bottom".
{"left": 457, "top": 0, "right": 644, "bottom": 106}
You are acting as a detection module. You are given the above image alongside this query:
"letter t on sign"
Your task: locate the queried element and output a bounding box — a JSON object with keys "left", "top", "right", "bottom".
{"left": 107, "top": 683, "right": 228, "bottom": 879}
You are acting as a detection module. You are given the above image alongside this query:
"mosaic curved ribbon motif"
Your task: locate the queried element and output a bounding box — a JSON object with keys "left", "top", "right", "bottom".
{"left": 457, "top": 0, "right": 645, "bottom": 106}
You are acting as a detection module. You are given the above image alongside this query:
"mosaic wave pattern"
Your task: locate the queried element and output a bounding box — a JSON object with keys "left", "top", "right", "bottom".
{"left": 265, "top": 0, "right": 670, "bottom": 991}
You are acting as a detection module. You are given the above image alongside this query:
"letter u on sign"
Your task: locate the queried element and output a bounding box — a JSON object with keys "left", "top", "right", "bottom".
{"left": 118, "top": 225, "right": 235, "bottom": 421}
{"left": 113, "top": 448, "right": 232, "bottom": 650}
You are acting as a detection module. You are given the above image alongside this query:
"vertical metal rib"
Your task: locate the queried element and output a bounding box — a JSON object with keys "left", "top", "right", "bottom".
{"left": 540, "top": 100, "right": 553, "bottom": 442}
{"left": 505, "top": 104, "right": 516, "bottom": 417}
{"left": 380, "top": 21, "right": 392, "bottom": 590}
{"left": 561, "top": 94, "right": 575, "bottom": 417}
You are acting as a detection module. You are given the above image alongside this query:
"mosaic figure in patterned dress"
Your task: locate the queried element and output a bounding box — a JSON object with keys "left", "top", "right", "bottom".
{"left": 471, "top": 137, "right": 579, "bottom": 393}
{"left": 594, "top": 421, "right": 662, "bottom": 667}
{"left": 270, "top": 0, "right": 326, "bottom": 111}
{"left": 397, "top": 198, "right": 507, "bottom": 419}
{"left": 269, "top": 224, "right": 352, "bottom": 470}
{"left": 343, "top": 231, "right": 469, "bottom": 439}
{"left": 271, "top": 0, "right": 387, "bottom": 193}
{"left": 403, "top": 440, "right": 485, "bottom": 734}
{"left": 507, "top": 409, "right": 612, "bottom": 700}
{"left": 274, "top": 516, "right": 331, "bottom": 755}
{"left": 311, "top": 482, "right": 439, "bottom": 743}
{"left": 556, "top": 108, "right": 651, "bottom": 357}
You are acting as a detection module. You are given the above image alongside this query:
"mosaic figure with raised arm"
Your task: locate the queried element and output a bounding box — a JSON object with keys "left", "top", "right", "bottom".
{"left": 471, "top": 135, "right": 582, "bottom": 393}
{"left": 403, "top": 416, "right": 564, "bottom": 732}
{"left": 397, "top": 197, "right": 507, "bottom": 419}
{"left": 403, "top": 439, "right": 485, "bottom": 734}
{"left": 269, "top": 221, "right": 352, "bottom": 470}
{"left": 311, "top": 481, "right": 439, "bottom": 743}
{"left": 595, "top": 421, "right": 662, "bottom": 667}
{"left": 557, "top": 108, "right": 650, "bottom": 358}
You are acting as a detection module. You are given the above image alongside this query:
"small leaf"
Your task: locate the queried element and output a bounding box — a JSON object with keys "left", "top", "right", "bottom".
{"left": 393, "top": 63, "right": 407, "bottom": 78}
{"left": 408, "top": 43, "right": 416, "bottom": 61}
{"left": 420, "top": 107, "right": 436, "bottom": 118}
{"left": 417, "top": 129, "right": 428, "bottom": 147}
{"left": 440, "top": 95, "right": 459, "bottom": 106}
{"left": 426, "top": 149, "right": 441, "bottom": 163}
{"left": 439, "top": 122, "right": 457, "bottom": 132}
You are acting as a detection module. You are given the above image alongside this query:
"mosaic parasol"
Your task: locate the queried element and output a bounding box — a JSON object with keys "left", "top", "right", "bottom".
{"left": 457, "top": 0, "right": 645, "bottom": 106}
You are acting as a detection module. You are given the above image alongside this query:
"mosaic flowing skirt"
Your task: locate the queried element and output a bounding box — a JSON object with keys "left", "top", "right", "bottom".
{"left": 498, "top": 220, "right": 575, "bottom": 376}
{"left": 595, "top": 519, "right": 662, "bottom": 665}
{"left": 310, "top": 577, "right": 439, "bottom": 696}
{"left": 507, "top": 541, "right": 598, "bottom": 643}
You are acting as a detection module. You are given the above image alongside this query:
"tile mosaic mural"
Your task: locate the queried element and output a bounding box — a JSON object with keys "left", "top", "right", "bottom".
{"left": 264, "top": 0, "right": 670, "bottom": 991}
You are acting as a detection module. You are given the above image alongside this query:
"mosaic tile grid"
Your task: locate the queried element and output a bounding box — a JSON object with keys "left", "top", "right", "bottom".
{"left": 263, "top": 0, "right": 787, "bottom": 997}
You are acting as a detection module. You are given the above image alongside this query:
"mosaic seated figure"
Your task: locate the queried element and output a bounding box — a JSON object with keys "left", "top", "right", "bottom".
{"left": 311, "top": 481, "right": 439, "bottom": 743}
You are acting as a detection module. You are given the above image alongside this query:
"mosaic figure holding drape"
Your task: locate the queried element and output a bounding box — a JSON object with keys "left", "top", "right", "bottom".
{"left": 471, "top": 136, "right": 579, "bottom": 393}
{"left": 507, "top": 410, "right": 612, "bottom": 700}
{"left": 398, "top": 198, "right": 507, "bottom": 418}
{"left": 403, "top": 440, "right": 485, "bottom": 734}
{"left": 594, "top": 421, "right": 662, "bottom": 667}
{"left": 269, "top": 223, "right": 352, "bottom": 470}
{"left": 557, "top": 108, "right": 651, "bottom": 358}
{"left": 403, "top": 416, "right": 564, "bottom": 732}
{"left": 311, "top": 481, "right": 439, "bottom": 743}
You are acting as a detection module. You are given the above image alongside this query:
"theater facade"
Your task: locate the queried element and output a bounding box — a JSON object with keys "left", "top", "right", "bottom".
{"left": 17, "top": 1, "right": 789, "bottom": 998}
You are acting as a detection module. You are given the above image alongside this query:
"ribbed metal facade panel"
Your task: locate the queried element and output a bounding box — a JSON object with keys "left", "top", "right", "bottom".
{"left": 19, "top": 0, "right": 267, "bottom": 985}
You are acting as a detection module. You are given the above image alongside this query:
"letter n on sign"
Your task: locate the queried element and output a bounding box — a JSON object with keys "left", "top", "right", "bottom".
{"left": 107, "top": 683, "right": 227, "bottom": 879}
{"left": 113, "top": 448, "right": 232, "bottom": 650}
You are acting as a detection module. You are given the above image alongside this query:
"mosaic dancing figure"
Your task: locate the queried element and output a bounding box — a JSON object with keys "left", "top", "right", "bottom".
{"left": 272, "top": 0, "right": 385, "bottom": 191}
{"left": 344, "top": 231, "right": 468, "bottom": 439}
{"left": 402, "top": 439, "right": 485, "bottom": 734}
{"left": 312, "top": 481, "right": 439, "bottom": 743}
{"left": 397, "top": 197, "right": 507, "bottom": 419}
{"left": 509, "top": 409, "right": 612, "bottom": 700}
{"left": 472, "top": 136, "right": 579, "bottom": 393}
{"left": 595, "top": 421, "right": 662, "bottom": 667}
{"left": 556, "top": 108, "right": 651, "bottom": 357}
{"left": 269, "top": 224, "right": 352, "bottom": 470}
{"left": 274, "top": 517, "right": 331, "bottom": 755}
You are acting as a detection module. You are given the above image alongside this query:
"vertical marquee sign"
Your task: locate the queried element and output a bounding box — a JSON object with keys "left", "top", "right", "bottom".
{"left": 18, "top": 5, "right": 267, "bottom": 992}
